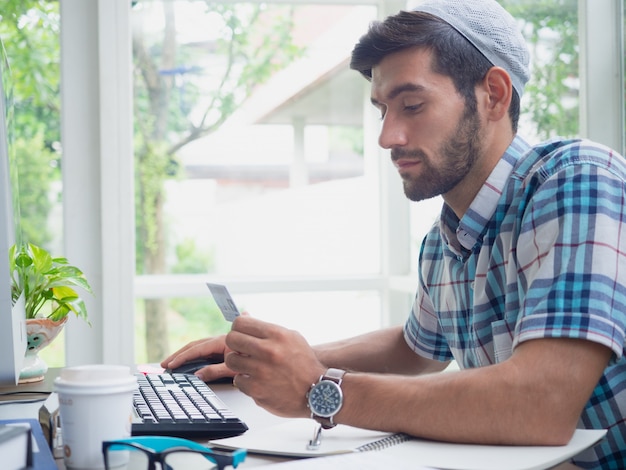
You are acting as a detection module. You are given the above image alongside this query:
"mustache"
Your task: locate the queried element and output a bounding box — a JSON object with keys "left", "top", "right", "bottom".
{"left": 391, "top": 148, "right": 427, "bottom": 162}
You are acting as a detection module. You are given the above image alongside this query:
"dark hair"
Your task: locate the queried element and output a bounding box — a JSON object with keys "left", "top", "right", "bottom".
{"left": 350, "top": 11, "right": 520, "bottom": 132}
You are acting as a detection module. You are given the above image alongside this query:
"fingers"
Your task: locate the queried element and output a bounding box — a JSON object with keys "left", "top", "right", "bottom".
{"left": 194, "top": 362, "right": 235, "bottom": 383}
{"left": 227, "top": 316, "right": 314, "bottom": 367}
{"left": 230, "top": 315, "right": 274, "bottom": 339}
{"left": 160, "top": 336, "right": 227, "bottom": 369}
{"left": 160, "top": 338, "right": 205, "bottom": 368}
{"left": 231, "top": 373, "right": 251, "bottom": 394}
{"left": 225, "top": 318, "right": 283, "bottom": 379}
{"left": 160, "top": 313, "right": 255, "bottom": 369}
{"left": 224, "top": 317, "right": 326, "bottom": 418}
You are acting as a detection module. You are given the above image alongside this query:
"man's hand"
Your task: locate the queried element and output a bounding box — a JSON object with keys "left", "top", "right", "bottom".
{"left": 225, "top": 316, "right": 326, "bottom": 418}
{"left": 160, "top": 335, "right": 236, "bottom": 382}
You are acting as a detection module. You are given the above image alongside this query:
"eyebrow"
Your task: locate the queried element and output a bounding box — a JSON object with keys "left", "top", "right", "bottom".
{"left": 370, "top": 83, "right": 427, "bottom": 107}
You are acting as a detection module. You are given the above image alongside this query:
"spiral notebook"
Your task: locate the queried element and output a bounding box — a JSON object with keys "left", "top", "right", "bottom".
{"left": 208, "top": 418, "right": 607, "bottom": 469}
{"left": 208, "top": 418, "right": 412, "bottom": 457}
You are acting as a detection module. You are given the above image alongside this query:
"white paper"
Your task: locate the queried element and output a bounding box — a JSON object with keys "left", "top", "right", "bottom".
{"left": 265, "top": 451, "right": 436, "bottom": 469}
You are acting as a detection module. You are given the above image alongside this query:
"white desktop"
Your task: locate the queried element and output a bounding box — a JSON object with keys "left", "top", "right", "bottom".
{"left": 0, "top": 367, "right": 607, "bottom": 470}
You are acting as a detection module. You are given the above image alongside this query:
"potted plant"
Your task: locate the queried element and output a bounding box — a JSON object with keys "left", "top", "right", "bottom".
{"left": 9, "top": 242, "right": 93, "bottom": 382}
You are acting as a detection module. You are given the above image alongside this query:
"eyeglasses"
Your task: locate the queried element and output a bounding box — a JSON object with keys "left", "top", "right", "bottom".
{"left": 102, "top": 436, "right": 247, "bottom": 470}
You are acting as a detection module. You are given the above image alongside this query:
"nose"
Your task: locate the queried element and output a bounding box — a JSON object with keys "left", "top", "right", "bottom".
{"left": 378, "top": 114, "right": 408, "bottom": 149}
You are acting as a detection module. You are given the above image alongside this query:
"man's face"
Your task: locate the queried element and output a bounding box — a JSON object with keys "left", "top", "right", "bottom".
{"left": 370, "top": 47, "right": 485, "bottom": 203}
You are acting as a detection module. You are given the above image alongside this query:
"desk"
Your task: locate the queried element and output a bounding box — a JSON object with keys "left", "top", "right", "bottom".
{"left": 202, "top": 382, "right": 295, "bottom": 467}
{"left": 0, "top": 369, "right": 586, "bottom": 470}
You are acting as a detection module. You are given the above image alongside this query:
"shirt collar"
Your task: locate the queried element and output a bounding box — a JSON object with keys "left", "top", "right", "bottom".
{"left": 440, "top": 135, "right": 531, "bottom": 254}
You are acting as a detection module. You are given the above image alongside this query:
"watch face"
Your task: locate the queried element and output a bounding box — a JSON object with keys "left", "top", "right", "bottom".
{"left": 308, "top": 379, "right": 343, "bottom": 418}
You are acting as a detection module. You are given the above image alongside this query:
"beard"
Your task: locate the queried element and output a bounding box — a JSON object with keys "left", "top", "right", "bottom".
{"left": 392, "top": 104, "right": 483, "bottom": 202}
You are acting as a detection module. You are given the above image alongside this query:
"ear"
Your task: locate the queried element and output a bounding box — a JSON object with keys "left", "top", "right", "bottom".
{"left": 479, "top": 66, "right": 512, "bottom": 123}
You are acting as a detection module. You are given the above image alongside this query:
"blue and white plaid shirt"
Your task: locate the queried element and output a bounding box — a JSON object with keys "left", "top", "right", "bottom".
{"left": 404, "top": 135, "right": 626, "bottom": 469}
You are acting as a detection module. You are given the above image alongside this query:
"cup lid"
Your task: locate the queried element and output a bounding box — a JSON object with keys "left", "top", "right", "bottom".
{"left": 55, "top": 364, "right": 135, "bottom": 386}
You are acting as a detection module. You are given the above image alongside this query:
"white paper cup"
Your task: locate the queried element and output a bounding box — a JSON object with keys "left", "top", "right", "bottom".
{"left": 54, "top": 364, "right": 137, "bottom": 470}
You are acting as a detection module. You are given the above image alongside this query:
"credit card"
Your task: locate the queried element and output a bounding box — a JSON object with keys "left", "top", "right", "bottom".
{"left": 206, "top": 283, "right": 240, "bottom": 322}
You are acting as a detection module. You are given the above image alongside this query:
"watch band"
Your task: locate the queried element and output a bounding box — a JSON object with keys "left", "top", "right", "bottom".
{"left": 311, "top": 368, "right": 346, "bottom": 429}
{"left": 324, "top": 368, "right": 346, "bottom": 383}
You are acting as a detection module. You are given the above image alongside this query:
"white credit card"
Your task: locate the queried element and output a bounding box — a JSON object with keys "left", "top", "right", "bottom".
{"left": 206, "top": 283, "right": 240, "bottom": 322}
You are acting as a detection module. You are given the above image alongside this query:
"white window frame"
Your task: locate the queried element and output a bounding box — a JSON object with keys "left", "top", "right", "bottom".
{"left": 60, "top": 0, "right": 624, "bottom": 365}
{"left": 578, "top": 0, "right": 624, "bottom": 153}
{"left": 61, "top": 0, "right": 134, "bottom": 365}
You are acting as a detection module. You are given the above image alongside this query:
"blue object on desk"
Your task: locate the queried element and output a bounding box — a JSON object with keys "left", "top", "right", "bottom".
{"left": 1, "top": 418, "right": 56, "bottom": 470}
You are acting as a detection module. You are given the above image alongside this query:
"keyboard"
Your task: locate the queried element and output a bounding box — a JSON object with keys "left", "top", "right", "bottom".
{"left": 131, "top": 373, "right": 248, "bottom": 439}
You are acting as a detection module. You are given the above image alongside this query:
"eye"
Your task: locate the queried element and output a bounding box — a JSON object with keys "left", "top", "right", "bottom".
{"left": 404, "top": 103, "right": 423, "bottom": 113}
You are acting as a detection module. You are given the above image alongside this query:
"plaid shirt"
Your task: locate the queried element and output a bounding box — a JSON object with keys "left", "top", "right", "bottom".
{"left": 404, "top": 135, "right": 626, "bottom": 469}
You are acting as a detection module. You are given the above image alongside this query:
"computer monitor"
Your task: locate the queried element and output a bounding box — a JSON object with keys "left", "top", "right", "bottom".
{"left": 0, "top": 36, "right": 27, "bottom": 386}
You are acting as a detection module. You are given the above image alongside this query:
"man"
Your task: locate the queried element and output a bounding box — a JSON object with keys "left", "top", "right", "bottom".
{"left": 162, "top": 1, "right": 625, "bottom": 468}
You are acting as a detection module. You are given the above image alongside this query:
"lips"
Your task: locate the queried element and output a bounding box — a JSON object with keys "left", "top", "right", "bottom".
{"left": 393, "top": 159, "right": 421, "bottom": 171}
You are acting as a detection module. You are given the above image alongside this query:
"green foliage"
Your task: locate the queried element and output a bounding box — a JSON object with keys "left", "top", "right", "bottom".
{"left": 14, "top": 133, "right": 57, "bottom": 246}
{"left": 0, "top": 0, "right": 61, "bottom": 249}
{"left": 134, "top": 139, "right": 173, "bottom": 271}
{"left": 0, "top": 0, "right": 60, "bottom": 142}
{"left": 10, "top": 243, "right": 93, "bottom": 322}
{"left": 499, "top": 0, "right": 579, "bottom": 139}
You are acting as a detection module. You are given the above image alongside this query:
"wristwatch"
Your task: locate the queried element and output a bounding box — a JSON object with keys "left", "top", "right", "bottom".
{"left": 307, "top": 368, "right": 346, "bottom": 429}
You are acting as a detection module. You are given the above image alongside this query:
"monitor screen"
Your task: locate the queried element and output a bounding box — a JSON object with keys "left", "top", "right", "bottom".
{"left": 0, "top": 36, "right": 27, "bottom": 386}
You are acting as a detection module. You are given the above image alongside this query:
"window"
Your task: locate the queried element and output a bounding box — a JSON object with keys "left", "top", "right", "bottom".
{"left": 39, "top": 0, "right": 625, "bottom": 365}
{"left": 129, "top": 2, "right": 385, "bottom": 362}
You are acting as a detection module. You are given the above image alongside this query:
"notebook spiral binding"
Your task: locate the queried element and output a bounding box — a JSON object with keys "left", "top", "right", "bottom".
{"left": 356, "top": 432, "right": 412, "bottom": 452}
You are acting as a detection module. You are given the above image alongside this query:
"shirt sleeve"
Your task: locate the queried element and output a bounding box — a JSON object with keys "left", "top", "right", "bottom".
{"left": 513, "top": 159, "right": 626, "bottom": 361}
